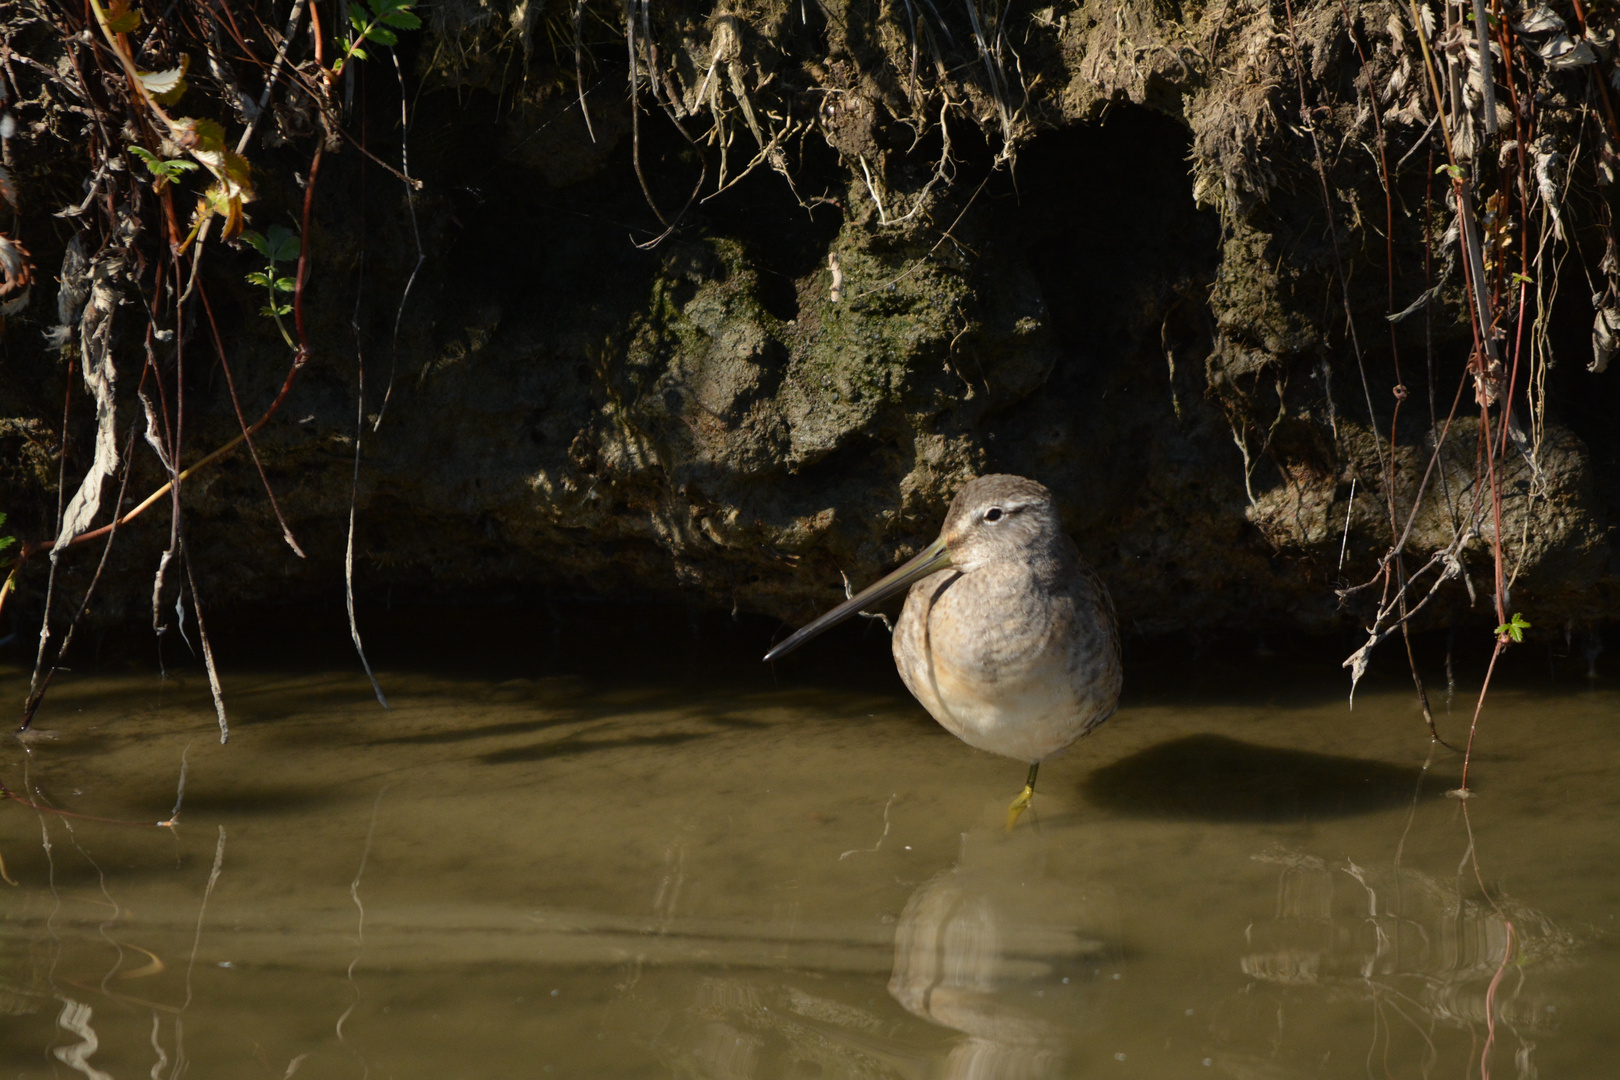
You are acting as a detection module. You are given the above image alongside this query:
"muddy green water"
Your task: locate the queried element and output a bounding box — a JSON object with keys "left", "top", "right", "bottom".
{"left": 0, "top": 614, "right": 1614, "bottom": 1079}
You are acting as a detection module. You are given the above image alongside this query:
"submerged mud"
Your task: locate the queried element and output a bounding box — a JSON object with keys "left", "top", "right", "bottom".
{"left": 0, "top": 0, "right": 1617, "bottom": 642}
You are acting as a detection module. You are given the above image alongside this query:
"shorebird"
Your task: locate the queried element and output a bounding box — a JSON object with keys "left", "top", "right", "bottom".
{"left": 764, "top": 474, "right": 1122, "bottom": 827}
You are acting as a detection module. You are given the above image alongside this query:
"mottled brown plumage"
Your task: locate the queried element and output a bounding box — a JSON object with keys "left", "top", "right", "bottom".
{"left": 764, "top": 474, "right": 1122, "bottom": 825}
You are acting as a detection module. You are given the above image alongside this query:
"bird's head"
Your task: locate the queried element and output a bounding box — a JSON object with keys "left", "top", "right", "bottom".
{"left": 938, "top": 474, "right": 1062, "bottom": 574}
{"left": 762, "top": 473, "right": 1062, "bottom": 662}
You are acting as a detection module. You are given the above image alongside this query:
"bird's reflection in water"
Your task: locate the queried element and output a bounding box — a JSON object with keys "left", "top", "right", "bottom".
{"left": 888, "top": 825, "right": 1116, "bottom": 1080}
{"left": 647, "top": 823, "right": 1116, "bottom": 1080}
{"left": 646, "top": 973, "right": 935, "bottom": 1080}
{"left": 1212, "top": 850, "right": 1582, "bottom": 1079}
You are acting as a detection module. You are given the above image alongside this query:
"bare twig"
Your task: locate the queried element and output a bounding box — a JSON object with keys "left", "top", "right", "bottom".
{"left": 961, "top": 0, "right": 1015, "bottom": 156}
{"left": 181, "top": 538, "right": 229, "bottom": 744}
{"left": 574, "top": 0, "right": 596, "bottom": 141}
{"left": 348, "top": 259, "right": 389, "bottom": 710}
{"left": 235, "top": 0, "right": 310, "bottom": 153}
{"left": 376, "top": 50, "right": 425, "bottom": 431}
{"left": 196, "top": 283, "right": 306, "bottom": 558}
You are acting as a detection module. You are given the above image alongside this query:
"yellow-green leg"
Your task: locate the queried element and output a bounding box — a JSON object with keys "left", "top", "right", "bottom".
{"left": 1006, "top": 761, "right": 1040, "bottom": 830}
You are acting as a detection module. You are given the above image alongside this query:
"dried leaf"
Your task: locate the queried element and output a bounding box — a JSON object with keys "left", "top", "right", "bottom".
{"left": 1534, "top": 142, "right": 1565, "bottom": 239}
{"left": 1514, "top": 6, "right": 1567, "bottom": 35}
{"left": 104, "top": 0, "right": 141, "bottom": 34}
{"left": 1547, "top": 38, "right": 1597, "bottom": 69}
{"left": 0, "top": 236, "right": 31, "bottom": 317}
{"left": 53, "top": 253, "right": 126, "bottom": 551}
{"left": 137, "top": 55, "right": 190, "bottom": 105}
{"left": 200, "top": 180, "right": 247, "bottom": 239}
{"left": 1592, "top": 306, "right": 1620, "bottom": 373}
{"left": 0, "top": 235, "right": 32, "bottom": 294}
{"left": 52, "top": 233, "right": 88, "bottom": 338}
{"left": 174, "top": 116, "right": 226, "bottom": 152}
{"left": 1341, "top": 632, "right": 1382, "bottom": 708}
{"left": 173, "top": 117, "right": 255, "bottom": 242}
{"left": 1515, "top": 5, "right": 1597, "bottom": 68}
{"left": 0, "top": 288, "right": 29, "bottom": 317}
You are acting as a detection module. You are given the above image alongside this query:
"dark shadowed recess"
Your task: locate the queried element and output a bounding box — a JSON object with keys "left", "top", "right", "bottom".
{"left": 419, "top": 86, "right": 846, "bottom": 344}
{"left": 996, "top": 109, "right": 1222, "bottom": 355}
{"left": 1542, "top": 236, "right": 1620, "bottom": 514}
{"left": 977, "top": 110, "right": 1223, "bottom": 523}
{"left": 1082, "top": 733, "right": 1460, "bottom": 821}
{"left": 697, "top": 135, "right": 849, "bottom": 323}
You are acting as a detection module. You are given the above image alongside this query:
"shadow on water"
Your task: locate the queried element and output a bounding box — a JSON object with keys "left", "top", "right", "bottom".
{"left": 170, "top": 783, "right": 344, "bottom": 816}
{"left": 370, "top": 713, "right": 590, "bottom": 746}
{"left": 478, "top": 729, "right": 713, "bottom": 764}
{"left": 1082, "top": 734, "right": 1461, "bottom": 821}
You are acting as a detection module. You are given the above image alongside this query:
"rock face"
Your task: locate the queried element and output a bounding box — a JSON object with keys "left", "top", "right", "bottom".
{"left": 0, "top": 0, "right": 1616, "bottom": 644}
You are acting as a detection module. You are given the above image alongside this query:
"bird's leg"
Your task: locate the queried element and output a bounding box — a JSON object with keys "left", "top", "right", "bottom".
{"left": 1006, "top": 761, "right": 1040, "bottom": 830}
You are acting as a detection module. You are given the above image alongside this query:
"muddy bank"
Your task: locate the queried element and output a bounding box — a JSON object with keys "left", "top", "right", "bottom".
{"left": 1, "top": 0, "right": 1617, "bottom": 651}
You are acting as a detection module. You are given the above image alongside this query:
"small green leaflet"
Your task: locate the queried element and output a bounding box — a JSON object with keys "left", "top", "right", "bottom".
{"left": 129, "top": 145, "right": 198, "bottom": 185}
{"left": 242, "top": 224, "right": 301, "bottom": 264}
{"left": 1495, "top": 612, "right": 1531, "bottom": 643}
{"left": 246, "top": 271, "right": 296, "bottom": 292}
{"left": 371, "top": 0, "right": 421, "bottom": 26}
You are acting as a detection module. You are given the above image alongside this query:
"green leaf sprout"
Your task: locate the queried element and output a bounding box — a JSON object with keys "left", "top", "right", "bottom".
{"left": 241, "top": 225, "right": 301, "bottom": 348}
{"left": 129, "top": 145, "right": 199, "bottom": 189}
{"left": 334, "top": 0, "right": 420, "bottom": 75}
{"left": 1495, "top": 612, "right": 1531, "bottom": 644}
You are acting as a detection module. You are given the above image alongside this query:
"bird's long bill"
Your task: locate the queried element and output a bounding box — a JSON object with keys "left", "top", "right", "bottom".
{"left": 762, "top": 537, "right": 953, "bottom": 662}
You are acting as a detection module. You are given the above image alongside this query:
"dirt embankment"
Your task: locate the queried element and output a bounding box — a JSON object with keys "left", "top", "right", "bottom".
{"left": 1, "top": 0, "right": 1617, "bottom": 652}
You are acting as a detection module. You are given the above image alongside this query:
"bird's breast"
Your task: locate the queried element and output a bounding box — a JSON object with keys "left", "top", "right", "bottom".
{"left": 892, "top": 564, "right": 1120, "bottom": 763}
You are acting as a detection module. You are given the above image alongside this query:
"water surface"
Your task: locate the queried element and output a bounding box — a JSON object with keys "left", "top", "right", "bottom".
{"left": 0, "top": 612, "right": 1614, "bottom": 1078}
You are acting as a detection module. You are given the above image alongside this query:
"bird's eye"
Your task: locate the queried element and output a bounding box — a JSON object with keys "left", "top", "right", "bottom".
{"left": 983, "top": 507, "right": 1004, "bottom": 522}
